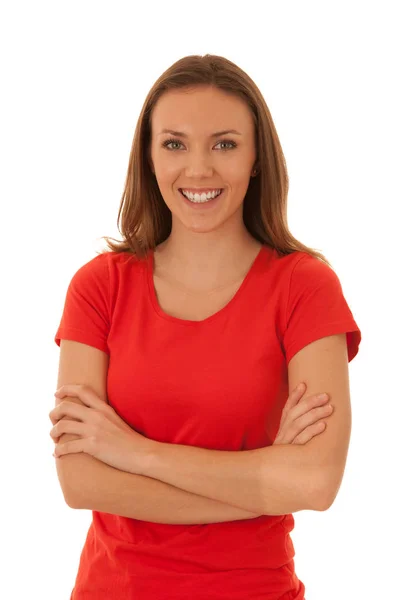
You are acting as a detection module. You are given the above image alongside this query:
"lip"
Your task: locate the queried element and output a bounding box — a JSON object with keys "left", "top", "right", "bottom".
{"left": 179, "top": 188, "right": 224, "bottom": 208}
{"left": 179, "top": 187, "right": 224, "bottom": 193}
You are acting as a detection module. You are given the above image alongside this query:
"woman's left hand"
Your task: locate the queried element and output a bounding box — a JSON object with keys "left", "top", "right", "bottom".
{"left": 49, "top": 384, "right": 155, "bottom": 476}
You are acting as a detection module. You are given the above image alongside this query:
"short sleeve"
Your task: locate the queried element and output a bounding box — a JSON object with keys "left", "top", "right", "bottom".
{"left": 54, "top": 253, "right": 110, "bottom": 354}
{"left": 282, "top": 255, "right": 361, "bottom": 364}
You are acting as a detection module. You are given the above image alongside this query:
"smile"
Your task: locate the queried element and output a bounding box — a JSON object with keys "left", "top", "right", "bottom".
{"left": 179, "top": 189, "right": 223, "bottom": 203}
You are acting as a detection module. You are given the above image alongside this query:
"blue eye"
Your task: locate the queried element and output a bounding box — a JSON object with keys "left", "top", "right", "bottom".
{"left": 162, "top": 138, "right": 237, "bottom": 151}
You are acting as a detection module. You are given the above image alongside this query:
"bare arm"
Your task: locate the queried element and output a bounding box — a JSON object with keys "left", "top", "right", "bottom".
{"left": 142, "top": 439, "right": 318, "bottom": 516}
{"left": 59, "top": 439, "right": 261, "bottom": 524}
{"left": 135, "top": 335, "right": 353, "bottom": 516}
{"left": 54, "top": 341, "right": 261, "bottom": 523}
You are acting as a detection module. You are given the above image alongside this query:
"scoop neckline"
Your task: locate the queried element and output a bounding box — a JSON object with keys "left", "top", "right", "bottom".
{"left": 146, "top": 245, "right": 266, "bottom": 325}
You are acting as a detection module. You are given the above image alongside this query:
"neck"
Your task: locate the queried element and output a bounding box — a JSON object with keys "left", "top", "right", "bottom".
{"left": 154, "top": 229, "right": 262, "bottom": 291}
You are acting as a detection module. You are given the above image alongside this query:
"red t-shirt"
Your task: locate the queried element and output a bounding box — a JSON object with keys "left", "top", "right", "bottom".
{"left": 54, "top": 244, "right": 361, "bottom": 600}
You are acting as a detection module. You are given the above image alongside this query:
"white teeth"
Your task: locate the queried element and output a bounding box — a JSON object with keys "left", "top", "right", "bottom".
{"left": 181, "top": 189, "right": 222, "bottom": 203}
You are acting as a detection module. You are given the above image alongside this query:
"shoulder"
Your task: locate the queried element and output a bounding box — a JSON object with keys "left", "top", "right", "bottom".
{"left": 270, "top": 250, "right": 338, "bottom": 288}
{"left": 264, "top": 248, "right": 334, "bottom": 283}
{"left": 103, "top": 249, "right": 149, "bottom": 285}
{"left": 276, "top": 249, "right": 331, "bottom": 272}
{"left": 65, "top": 250, "right": 145, "bottom": 298}
{"left": 280, "top": 251, "right": 345, "bottom": 311}
{"left": 288, "top": 252, "right": 341, "bottom": 294}
{"left": 75, "top": 250, "right": 147, "bottom": 281}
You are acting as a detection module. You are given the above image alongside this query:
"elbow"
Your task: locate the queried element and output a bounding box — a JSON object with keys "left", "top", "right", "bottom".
{"left": 64, "top": 487, "right": 81, "bottom": 509}
{"left": 55, "top": 455, "right": 85, "bottom": 509}
{"left": 64, "top": 482, "right": 85, "bottom": 510}
{"left": 312, "top": 490, "right": 335, "bottom": 512}
{"left": 311, "top": 469, "right": 342, "bottom": 511}
{"left": 66, "top": 480, "right": 89, "bottom": 510}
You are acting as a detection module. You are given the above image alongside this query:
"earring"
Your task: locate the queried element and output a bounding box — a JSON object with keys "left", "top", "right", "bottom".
{"left": 252, "top": 168, "right": 258, "bottom": 176}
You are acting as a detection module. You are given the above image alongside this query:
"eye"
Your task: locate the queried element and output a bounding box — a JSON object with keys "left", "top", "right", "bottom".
{"left": 162, "top": 138, "right": 183, "bottom": 151}
{"left": 215, "top": 140, "right": 237, "bottom": 150}
{"left": 161, "top": 138, "right": 237, "bottom": 151}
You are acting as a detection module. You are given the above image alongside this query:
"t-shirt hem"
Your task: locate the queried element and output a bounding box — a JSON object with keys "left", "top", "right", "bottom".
{"left": 285, "top": 320, "right": 361, "bottom": 364}
{"left": 54, "top": 327, "right": 109, "bottom": 355}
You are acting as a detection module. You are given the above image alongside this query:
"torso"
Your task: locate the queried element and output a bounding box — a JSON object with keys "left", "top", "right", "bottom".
{"left": 152, "top": 242, "right": 263, "bottom": 321}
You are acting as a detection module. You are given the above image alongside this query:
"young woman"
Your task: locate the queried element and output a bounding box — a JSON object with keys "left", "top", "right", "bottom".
{"left": 50, "top": 54, "right": 361, "bottom": 600}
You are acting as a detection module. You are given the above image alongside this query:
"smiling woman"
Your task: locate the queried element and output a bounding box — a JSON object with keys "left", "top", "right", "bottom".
{"left": 146, "top": 85, "right": 259, "bottom": 247}
{"left": 53, "top": 53, "right": 361, "bottom": 600}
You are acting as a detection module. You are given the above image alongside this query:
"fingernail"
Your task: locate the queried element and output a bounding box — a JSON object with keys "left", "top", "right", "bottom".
{"left": 317, "top": 393, "right": 328, "bottom": 400}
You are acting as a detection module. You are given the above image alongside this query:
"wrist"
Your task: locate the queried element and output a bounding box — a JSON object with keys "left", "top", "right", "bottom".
{"left": 139, "top": 439, "right": 163, "bottom": 477}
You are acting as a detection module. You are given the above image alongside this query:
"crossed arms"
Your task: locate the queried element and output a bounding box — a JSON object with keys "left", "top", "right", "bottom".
{"left": 54, "top": 334, "right": 351, "bottom": 523}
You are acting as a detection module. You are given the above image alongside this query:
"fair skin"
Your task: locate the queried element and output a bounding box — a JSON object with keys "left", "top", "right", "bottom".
{"left": 149, "top": 84, "right": 262, "bottom": 290}
{"left": 51, "top": 381, "right": 334, "bottom": 515}
{"left": 50, "top": 85, "right": 348, "bottom": 516}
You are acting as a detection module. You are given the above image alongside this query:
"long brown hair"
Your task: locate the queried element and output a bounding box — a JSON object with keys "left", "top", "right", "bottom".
{"left": 100, "top": 54, "right": 331, "bottom": 267}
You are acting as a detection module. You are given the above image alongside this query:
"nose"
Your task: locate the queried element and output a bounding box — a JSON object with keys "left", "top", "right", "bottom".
{"left": 184, "top": 154, "right": 214, "bottom": 179}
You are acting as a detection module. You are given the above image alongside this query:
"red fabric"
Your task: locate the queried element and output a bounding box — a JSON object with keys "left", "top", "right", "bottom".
{"left": 54, "top": 244, "right": 361, "bottom": 599}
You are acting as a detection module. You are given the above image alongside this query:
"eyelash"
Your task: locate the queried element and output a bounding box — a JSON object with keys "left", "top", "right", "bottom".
{"left": 162, "top": 138, "right": 237, "bottom": 151}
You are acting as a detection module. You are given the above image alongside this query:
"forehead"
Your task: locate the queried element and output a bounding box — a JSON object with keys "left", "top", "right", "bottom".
{"left": 151, "top": 86, "right": 254, "bottom": 134}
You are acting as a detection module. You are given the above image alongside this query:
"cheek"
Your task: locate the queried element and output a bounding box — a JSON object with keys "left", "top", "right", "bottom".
{"left": 153, "top": 158, "right": 180, "bottom": 184}
{"left": 223, "top": 165, "right": 253, "bottom": 190}
{"left": 219, "top": 155, "right": 252, "bottom": 178}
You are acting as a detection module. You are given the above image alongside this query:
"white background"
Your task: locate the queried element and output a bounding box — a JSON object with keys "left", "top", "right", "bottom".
{"left": 1, "top": 1, "right": 398, "bottom": 598}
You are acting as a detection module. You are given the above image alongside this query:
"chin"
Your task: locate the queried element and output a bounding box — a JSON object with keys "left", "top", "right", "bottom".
{"left": 178, "top": 212, "right": 242, "bottom": 235}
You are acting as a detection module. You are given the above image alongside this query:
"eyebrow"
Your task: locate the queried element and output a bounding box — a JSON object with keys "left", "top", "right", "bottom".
{"left": 158, "top": 128, "right": 242, "bottom": 138}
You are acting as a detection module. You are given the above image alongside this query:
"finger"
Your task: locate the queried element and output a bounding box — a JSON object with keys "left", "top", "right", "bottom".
{"left": 50, "top": 420, "right": 86, "bottom": 441}
{"left": 54, "top": 384, "right": 102, "bottom": 410}
{"left": 49, "top": 400, "right": 90, "bottom": 424}
{"left": 293, "top": 421, "right": 326, "bottom": 444}
{"left": 49, "top": 412, "right": 82, "bottom": 427}
{"left": 289, "top": 392, "right": 330, "bottom": 422}
{"left": 280, "top": 404, "right": 332, "bottom": 444}
{"left": 53, "top": 439, "right": 85, "bottom": 458}
{"left": 49, "top": 409, "right": 76, "bottom": 426}
{"left": 282, "top": 383, "right": 306, "bottom": 415}
{"left": 294, "top": 403, "right": 333, "bottom": 431}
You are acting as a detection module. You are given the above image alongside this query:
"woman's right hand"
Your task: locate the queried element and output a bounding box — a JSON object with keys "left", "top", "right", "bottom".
{"left": 273, "top": 382, "right": 334, "bottom": 445}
